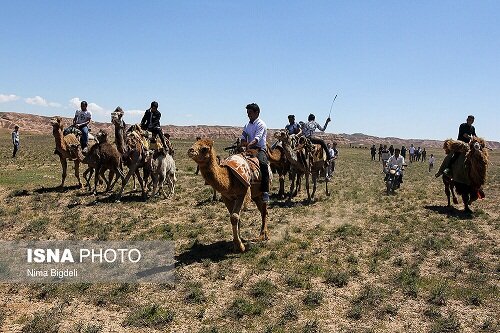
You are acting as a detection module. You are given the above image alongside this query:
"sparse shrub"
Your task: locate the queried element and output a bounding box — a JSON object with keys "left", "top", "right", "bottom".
{"left": 334, "top": 223, "right": 362, "bottom": 240}
{"left": 285, "top": 273, "right": 311, "bottom": 289}
{"left": 123, "top": 304, "right": 174, "bottom": 329}
{"left": 303, "top": 290, "right": 323, "bottom": 308}
{"left": 74, "top": 322, "right": 103, "bottom": 333}
{"left": 250, "top": 279, "right": 276, "bottom": 306}
{"left": 423, "top": 306, "right": 441, "bottom": 319}
{"left": 302, "top": 319, "right": 320, "bottom": 333}
{"left": 397, "top": 265, "right": 420, "bottom": 297}
{"left": 281, "top": 304, "right": 298, "bottom": 322}
{"left": 185, "top": 282, "right": 206, "bottom": 304}
{"left": 324, "top": 269, "right": 349, "bottom": 287}
{"left": 480, "top": 317, "right": 499, "bottom": 332}
{"left": 227, "top": 297, "right": 264, "bottom": 319}
{"left": 437, "top": 258, "right": 452, "bottom": 269}
{"left": 21, "top": 217, "right": 49, "bottom": 235}
{"left": 21, "top": 310, "right": 60, "bottom": 333}
{"left": 347, "top": 285, "right": 385, "bottom": 320}
{"left": 429, "top": 313, "right": 460, "bottom": 333}
{"left": 428, "top": 281, "right": 449, "bottom": 306}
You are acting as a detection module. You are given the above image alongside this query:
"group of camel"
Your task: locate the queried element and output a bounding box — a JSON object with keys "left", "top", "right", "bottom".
{"left": 50, "top": 111, "right": 176, "bottom": 201}
{"left": 50, "top": 112, "right": 489, "bottom": 252}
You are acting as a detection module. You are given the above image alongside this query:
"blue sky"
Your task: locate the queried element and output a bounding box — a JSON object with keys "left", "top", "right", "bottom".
{"left": 1, "top": 1, "right": 498, "bottom": 140}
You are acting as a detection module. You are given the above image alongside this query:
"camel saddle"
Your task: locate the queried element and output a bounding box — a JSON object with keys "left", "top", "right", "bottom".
{"left": 221, "top": 153, "right": 262, "bottom": 187}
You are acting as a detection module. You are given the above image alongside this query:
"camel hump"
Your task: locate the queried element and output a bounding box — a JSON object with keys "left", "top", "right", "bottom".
{"left": 221, "top": 154, "right": 260, "bottom": 187}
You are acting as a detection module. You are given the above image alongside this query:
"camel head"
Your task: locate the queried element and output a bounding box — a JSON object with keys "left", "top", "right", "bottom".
{"left": 111, "top": 110, "right": 123, "bottom": 125}
{"left": 95, "top": 130, "right": 108, "bottom": 143}
{"left": 50, "top": 116, "right": 63, "bottom": 130}
{"left": 469, "top": 136, "right": 489, "bottom": 160}
{"left": 188, "top": 139, "right": 214, "bottom": 164}
{"left": 274, "top": 130, "right": 290, "bottom": 143}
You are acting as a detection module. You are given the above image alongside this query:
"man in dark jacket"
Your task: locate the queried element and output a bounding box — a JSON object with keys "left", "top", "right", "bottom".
{"left": 141, "top": 101, "right": 168, "bottom": 149}
{"left": 457, "top": 115, "right": 476, "bottom": 143}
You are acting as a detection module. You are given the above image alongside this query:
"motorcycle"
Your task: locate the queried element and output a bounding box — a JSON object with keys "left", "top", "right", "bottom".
{"left": 384, "top": 164, "right": 402, "bottom": 194}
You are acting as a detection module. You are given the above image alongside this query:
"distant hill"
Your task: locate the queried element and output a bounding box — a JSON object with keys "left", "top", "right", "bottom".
{"left": 1, "top": 112, "right": 498, "bottom": 149}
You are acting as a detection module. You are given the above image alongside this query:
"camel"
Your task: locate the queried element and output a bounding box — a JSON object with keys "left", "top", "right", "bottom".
{"left": 188, "top": 139, "right": 269, "bottom": 252}
{"left": 438, "top": 137, "right": 489, "bottom": 213}
{"left": 274, "top": 130, "right": 312, "bottom": 202}
{"left": 266, "top": 143, "right": 289, "bottom": 198}
{"left": 86, "top": 130, "right": 125, "bottom": 195}
{"left": 115, "top": 123, "right": 148, "bottom": 201}
{"left": 50, "top": 117, "right": 83, "bottom": 188}
{"left": 308, "top": 141, "right": 330, "bottom": 199}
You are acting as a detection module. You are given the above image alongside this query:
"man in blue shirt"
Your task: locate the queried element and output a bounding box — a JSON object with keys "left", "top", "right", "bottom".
{"left": 285, "top": 115, "right": 302, "bottom": 135}
{"left": 241, "top": 103, "right": 270, "bottom": 203}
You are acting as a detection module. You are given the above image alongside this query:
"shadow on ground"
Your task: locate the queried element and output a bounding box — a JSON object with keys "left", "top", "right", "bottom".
{"left": 175, "top": 240, "right": 236, "bottom": 265}
{"left": 424, "top": 205, "right": 473, "bottom": 219}
{"left": 33, "top": 185, "right": 81, "bottom": 194}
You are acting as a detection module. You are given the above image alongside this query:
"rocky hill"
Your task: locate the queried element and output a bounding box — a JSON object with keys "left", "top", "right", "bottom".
{"left": 1, "top": 112, "right": 498, "bottom": 149}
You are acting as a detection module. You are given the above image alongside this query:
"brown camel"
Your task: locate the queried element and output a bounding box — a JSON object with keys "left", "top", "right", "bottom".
{"left": 84, "top": 130, "right": 125, "bottom": 195}
{"left": 274, "top": 130, "right": 312, "bottom": 202}
{"left": 115, "top": 124, "right": 147, "bottom": 201}
{"left": 438, "top": 137, "right": 489, "bottom": 213}
{"left": 308, "top": 141, "right": 330, "bottom": 199}
{"left": 266, "top": 143, "right": 289, "bottom": 198}
{"left": 188, "top": 139, "right": 269, "bottom": 252}
{"left": 50, "top": 117, "right": 83, "bottom": 188}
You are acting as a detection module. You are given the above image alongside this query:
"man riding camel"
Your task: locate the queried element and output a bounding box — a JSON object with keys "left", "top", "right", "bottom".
{"left": 301, "top": 113, "right": 333, "bottom": 160}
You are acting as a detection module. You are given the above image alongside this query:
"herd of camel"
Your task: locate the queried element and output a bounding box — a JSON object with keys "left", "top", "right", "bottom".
{"left": 50, "top": 111, "right": 490, "bottom": 252}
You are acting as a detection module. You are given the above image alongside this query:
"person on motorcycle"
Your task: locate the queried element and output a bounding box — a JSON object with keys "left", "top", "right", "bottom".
{"left": 386, "top": 148, "right": 405, "bottom": 183}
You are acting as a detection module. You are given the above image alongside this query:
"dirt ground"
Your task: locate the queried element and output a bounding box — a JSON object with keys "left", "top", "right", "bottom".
{"left": 0, "top": 130, "right": 498, "bottom": 333}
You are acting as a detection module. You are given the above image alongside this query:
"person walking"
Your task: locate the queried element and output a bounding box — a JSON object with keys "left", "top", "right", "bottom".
{"left": 12, "top": 125, "right": 20, "bottom": 158}
{"left": 370, "top": 144, "right": 376, "bottom": 161}
{"left": 241, "top": 103, "right": 270, "bottom": 203}
{"left": 428, "top": 154, "right": 435, "bottom": 172}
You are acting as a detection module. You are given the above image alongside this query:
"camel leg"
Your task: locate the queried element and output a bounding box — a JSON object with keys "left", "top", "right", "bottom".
{"left": 444, "top": 180, "right": 451, "bottom": 206}
{"left": 278, "top": 173, "right": 285, "bottom": 199}
{"left": 83, "top": 167, "right": 93, "bottom": 191}
{"left": 59, "top": 157, "right": 67, "bottom": 188}
{"left": 451, "top": 185, "right": 458, "bottom": 204}
{"left": 117, "top": 160, "right": 142, "bottom": 200}
{"left": 253, "top": 196, "right": 269, "bottom": 241}
{"left": 74, "top": 160, "right": 82, "bottom": 188}
{"left": 222, "top": 196, "right": 245, "bottom": 253}
{"left": 108, "top": 167, "right": 125, "bottom": 192}
{"left": 287, "top": 172, "right": 295, "bottom": 202}
{"left": 305, "top": 172, "right": 311, "bottom": 203}
{"left": 325, "top": 172, "right": 330, "bottom": 196}
{"left": 311, "top": 171, "right": 317, "bottom": 200}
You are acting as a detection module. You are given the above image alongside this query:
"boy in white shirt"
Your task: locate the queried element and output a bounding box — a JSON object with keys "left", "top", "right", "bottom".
{"left": 428, "top": 154, "right": 435, "bottom": 172}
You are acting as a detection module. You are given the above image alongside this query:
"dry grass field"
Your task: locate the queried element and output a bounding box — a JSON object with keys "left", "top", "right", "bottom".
{"left": 0, "top": 129, "right": 498, "bottom": 333}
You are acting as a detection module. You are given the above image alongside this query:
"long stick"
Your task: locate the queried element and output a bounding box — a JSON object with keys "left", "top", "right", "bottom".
{"left": 328, "top": 94, "right": 337, "bottom": 118}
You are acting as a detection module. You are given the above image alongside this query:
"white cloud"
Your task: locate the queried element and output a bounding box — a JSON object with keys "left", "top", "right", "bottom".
{"left": 69, "top": 97, "right": 104, "bottom": 113}
{"left": 25, "top": 96, "right": 61, "bottom": 107}
{"left": 0, "top": 94, "right": 20, "bottom": 103}
{"left": 125, "top": 109, "right": 145, "bottom": 116}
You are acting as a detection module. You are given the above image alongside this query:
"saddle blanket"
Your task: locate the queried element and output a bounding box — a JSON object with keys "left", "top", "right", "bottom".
{"left": 221, "top": 154, "right": 263, "bottom": 187}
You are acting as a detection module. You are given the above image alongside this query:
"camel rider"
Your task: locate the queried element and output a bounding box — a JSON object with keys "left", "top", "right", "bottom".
{"left": 73, "top": 100, "right": 92, "bottom": 153}
{"left": 241, "top": 103, "right": 270, "bottom": 203}
{"left": 271, "top": 114, "right": 301, "bottom": 149}
{"left": 140, "top": 101, "right": 169, "bottom": 150}
{"left": 386, "top": 148, "right": 405, "bottom": 183}
{"left": 285, "top": 115, "right": 302, "bottom": 135}
{"left": 436, "top": 115, "right": 477, "bottom": 178}
{"left": 302, "top": 113, "right": 333, "bottom": 160}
